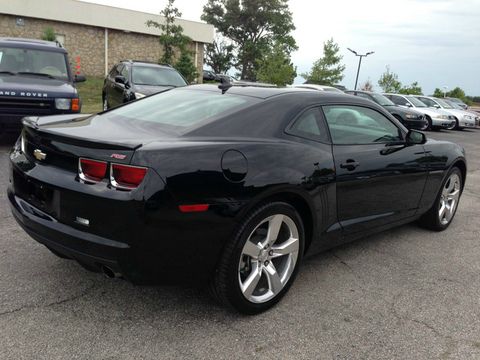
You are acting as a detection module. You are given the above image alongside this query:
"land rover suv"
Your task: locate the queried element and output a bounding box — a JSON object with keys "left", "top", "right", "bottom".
{"left": 0, "top": 37, "right": 85, "bottom": 135}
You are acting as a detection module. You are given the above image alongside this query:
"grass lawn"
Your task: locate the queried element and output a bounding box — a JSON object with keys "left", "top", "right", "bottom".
{"left": 76, "top": 76, "right": 104, "bottom": 114}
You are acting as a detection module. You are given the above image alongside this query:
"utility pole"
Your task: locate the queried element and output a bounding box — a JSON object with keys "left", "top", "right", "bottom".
{"left": 347, "top": 48, "right": 374, "bottom": 90}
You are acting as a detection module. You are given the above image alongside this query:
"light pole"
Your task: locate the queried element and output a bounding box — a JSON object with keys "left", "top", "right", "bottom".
{"left": 443, "top": 86, "right": 448, "bottom": 98}
{"left": 347, "top": 48, "right": 374, "bottom": 90}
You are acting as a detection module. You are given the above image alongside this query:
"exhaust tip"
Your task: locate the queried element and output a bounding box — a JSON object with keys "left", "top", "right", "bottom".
{"left": 101, "top": 265, "right": 121, "bottom": 279}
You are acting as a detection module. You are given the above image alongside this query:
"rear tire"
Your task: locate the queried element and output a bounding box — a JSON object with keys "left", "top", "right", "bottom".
{"left": 418, "top": 167, "right": 462, "bottom": 231}
{"left": 210, "top": 202, "right": 305, "bottom": 314}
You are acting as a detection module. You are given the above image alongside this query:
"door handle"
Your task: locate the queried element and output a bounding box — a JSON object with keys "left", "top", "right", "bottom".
{"left": 340, "top": 159, "right": 359, "bottom": 171}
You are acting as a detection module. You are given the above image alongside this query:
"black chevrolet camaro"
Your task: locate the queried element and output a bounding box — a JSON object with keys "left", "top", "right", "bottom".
{"left": 8, "top": 85, "right": 466, "bottom": 314}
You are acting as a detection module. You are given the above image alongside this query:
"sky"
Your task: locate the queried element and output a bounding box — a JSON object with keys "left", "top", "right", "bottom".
{"left": 82, "top": 0, "right": 480, "bottom": 95}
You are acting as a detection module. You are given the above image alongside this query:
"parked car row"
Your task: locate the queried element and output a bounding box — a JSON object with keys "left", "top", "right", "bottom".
{"left": 287, "top": 81, "right": 479, "bottom": 132}
{"left": 0, "top": 37, "right": 473, "bottom": 314}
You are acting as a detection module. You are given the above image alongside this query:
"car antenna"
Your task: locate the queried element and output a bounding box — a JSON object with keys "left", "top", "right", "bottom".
{"left": 218, "top": 77, "right": 232, "bottom": 94}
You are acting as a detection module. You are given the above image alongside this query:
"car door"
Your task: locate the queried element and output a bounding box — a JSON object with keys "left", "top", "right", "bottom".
{"left": 321, "top": 104, "right": 428, "bottom": 234}
{"left": 104, "top": 65, "right": 119, "bottom": 107}
{"left": 111, "top": 64, "right": 126, "bottom": 107}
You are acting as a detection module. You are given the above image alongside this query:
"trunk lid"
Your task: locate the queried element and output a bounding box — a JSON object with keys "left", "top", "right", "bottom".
{"left": 22, "top": 113, "right": 170, "bottom": 171}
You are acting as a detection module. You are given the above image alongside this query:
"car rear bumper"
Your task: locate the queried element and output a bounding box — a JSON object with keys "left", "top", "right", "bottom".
{"left": 8, "top": 150, "right": 238, "bottom": 285}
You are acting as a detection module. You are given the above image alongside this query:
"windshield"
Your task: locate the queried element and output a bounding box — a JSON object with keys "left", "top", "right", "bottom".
{"left": 0, "top": 46, "right": 69, "bottom": 80}
{"left": 444, "top": 99, "right": 462, "bottom": 109}
{"left": 406, "top": 96, "right": 427, "bottom": 108}
{"left": 132, "top": 66, "right": 187, "bottom": 87}
{"left": 370, "top": 93, "right": 395, "bottom": 106}
{"left": 434, "top": 98, "right": 454, "bottom": 109}
{"left": 103, "top": 88, "right": 255, "bottom": 133}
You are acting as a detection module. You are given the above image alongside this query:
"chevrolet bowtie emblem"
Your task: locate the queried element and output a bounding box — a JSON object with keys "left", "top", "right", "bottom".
{"left": 33, "top": 149, "right": 47, "bottom": 161}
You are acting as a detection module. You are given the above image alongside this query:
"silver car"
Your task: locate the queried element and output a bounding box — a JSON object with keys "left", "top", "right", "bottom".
{"left": 291, "top": 84, "right": 345, "bottom": 93}
{"left": 443, "top": 99, "right": 479, "bottom": 127}
{"left": 415, "top": 96, "right": 476, "bottom": 130}
{"left": 383, "top": 93, "right": 455, "bottom": 130}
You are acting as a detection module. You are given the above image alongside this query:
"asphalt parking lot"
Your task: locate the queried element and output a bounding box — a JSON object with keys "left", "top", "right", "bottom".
{"left": 1, "top": 129, "right": 479, "bottom": 360}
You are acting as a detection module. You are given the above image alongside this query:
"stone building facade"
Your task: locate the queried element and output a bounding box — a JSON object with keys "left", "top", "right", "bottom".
{"left": 0, "top": 0, "right": 212, "bottom": 81}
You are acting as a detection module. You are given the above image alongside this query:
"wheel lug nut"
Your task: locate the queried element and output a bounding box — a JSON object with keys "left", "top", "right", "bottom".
{"left": 269, "top": 250, "right": 273, "bottom": 256}
{"left": 264, "top": 260, "right": 269, "bottom": 266}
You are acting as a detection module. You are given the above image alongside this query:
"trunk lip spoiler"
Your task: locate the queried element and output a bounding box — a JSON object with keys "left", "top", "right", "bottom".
{"left": 23, "top": 120, "right": 143, "bottom": 151}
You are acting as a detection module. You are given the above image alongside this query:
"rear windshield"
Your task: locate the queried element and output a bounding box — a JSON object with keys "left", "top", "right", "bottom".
{"left": 132, "top": 66, "right": 187, "bottom": 87}
{"left": 103, "top": 88, "right": 256, "bottom": 133}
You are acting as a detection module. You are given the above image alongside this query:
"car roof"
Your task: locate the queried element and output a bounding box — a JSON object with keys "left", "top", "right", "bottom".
{"left": 121, "top": 60, "right": 173, "bottom": 69}
{"left": 0, "top": 37, "right": 66, "bottom": 52}
{"left": 188, "top": 84, "right": 352, "bottom": 100}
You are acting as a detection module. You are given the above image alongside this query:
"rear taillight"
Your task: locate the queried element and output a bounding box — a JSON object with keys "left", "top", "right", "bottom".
{"left": 110, "top": 163, "right": 147, "bottom": 189}
{"left": 79, "top": 158, "right": 107, "bottom": 183}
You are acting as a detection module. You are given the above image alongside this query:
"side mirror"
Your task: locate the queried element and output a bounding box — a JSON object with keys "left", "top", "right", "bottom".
{"left": 405, "top": 102, "right": 412, "bottom": 107}
{"left": 74, "top": 74, "right": 86, "bottom": 83}
{"left": 433, "top": 104, "right": 441, "bottom": 109}
{"left": 115, "top": 75, "right": 126, "bottom": 85}
{"left": 406, "top": 130, "right": 426, "bottom": 145}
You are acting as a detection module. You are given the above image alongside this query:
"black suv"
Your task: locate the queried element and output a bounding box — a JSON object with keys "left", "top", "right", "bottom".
{"left": 0, "top": 38, "right": 85, "bottom": 135}
{"left": 102, "top": 60, "right": 187, "bottom": 110}
{"left": 345, "top": 90, "right": 428, "bottom": 130}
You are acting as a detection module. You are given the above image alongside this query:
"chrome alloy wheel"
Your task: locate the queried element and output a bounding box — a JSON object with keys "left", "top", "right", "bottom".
{"left": 438, "top": 173, "right": 461, "bottom": 225}
{"left": 238, "top": 214, "right": 299, "bottom": 303}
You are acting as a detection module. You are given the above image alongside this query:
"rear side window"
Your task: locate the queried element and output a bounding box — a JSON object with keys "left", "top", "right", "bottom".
{"left": 287, "top": 108, "right": 328, "bottom": 142}
{"left": 103, "top": 89, "right": 255, "bottom": 133}
{"left": 322, "top": 105, "right": 402, "bottom": 145}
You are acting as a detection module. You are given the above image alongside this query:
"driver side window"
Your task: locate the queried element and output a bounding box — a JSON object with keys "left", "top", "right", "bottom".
{"left": 322, "top": 105, "right": 402, "bottom": 145}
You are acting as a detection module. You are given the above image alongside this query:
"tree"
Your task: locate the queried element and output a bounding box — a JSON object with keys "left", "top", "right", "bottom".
{"left": 447, "top": 87, "right": 466, "bottom": 99}
{"left": 175, "top": 52, "right": 197, "bottom": 83}
{"left": 433, "top": 88, "right": 444, "bottom": 97}
{"left": 147, "top": 0, "right": 190, "bottom": 65}
{"left": 377, "top": 66, "right": 402, "bottom": 93}
{"left": 399, "top": 81, "right": 422, "bottom": 95}
{"left": 204, "top": 36, "right": 235, "bottom": 74}
{"left": 360, "top": 79, "right": 374, "bottom": 92}
{"left": 41, "top": 27, "right": 56, "bottom": 41}
{"left": 202, "top": 0, "right": 297, "bottom": 81}
{"left": 256, "top": 42, "right": 296, "bottom": 86}
{"left": 301, "top": 38, "right": 345, "bottom": 86}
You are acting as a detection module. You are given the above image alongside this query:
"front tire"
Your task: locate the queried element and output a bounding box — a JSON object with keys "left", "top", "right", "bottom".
{"left": 425, "top": 115, "right": 433, "bottom": 131}
{"left": 419, "top": 167, "right": 462, "bottom": 231}
{"left": 102, "top": 96, "right": 109, "bottom": 111}
{"left": 211, "top": 202, "right": 305, "bottom": 314}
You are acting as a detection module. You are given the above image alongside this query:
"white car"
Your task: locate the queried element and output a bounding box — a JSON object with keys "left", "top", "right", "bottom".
{"left": 291, "top": 84, "right": 345, "bottom": 93}
{"left": 383, "top": 93, "right": 455, "bottom": 130}
{"left": 415, "top": 96, "right": 476, "bottom": 130}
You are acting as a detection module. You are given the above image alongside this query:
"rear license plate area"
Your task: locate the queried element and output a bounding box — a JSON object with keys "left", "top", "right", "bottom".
{"left": 12, "top": 169, "right": 60, "bottom": 218}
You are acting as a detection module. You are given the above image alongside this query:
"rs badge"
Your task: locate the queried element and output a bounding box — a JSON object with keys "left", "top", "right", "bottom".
{"left": 33, "top": 149, "right": 47, "bottom": 161}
